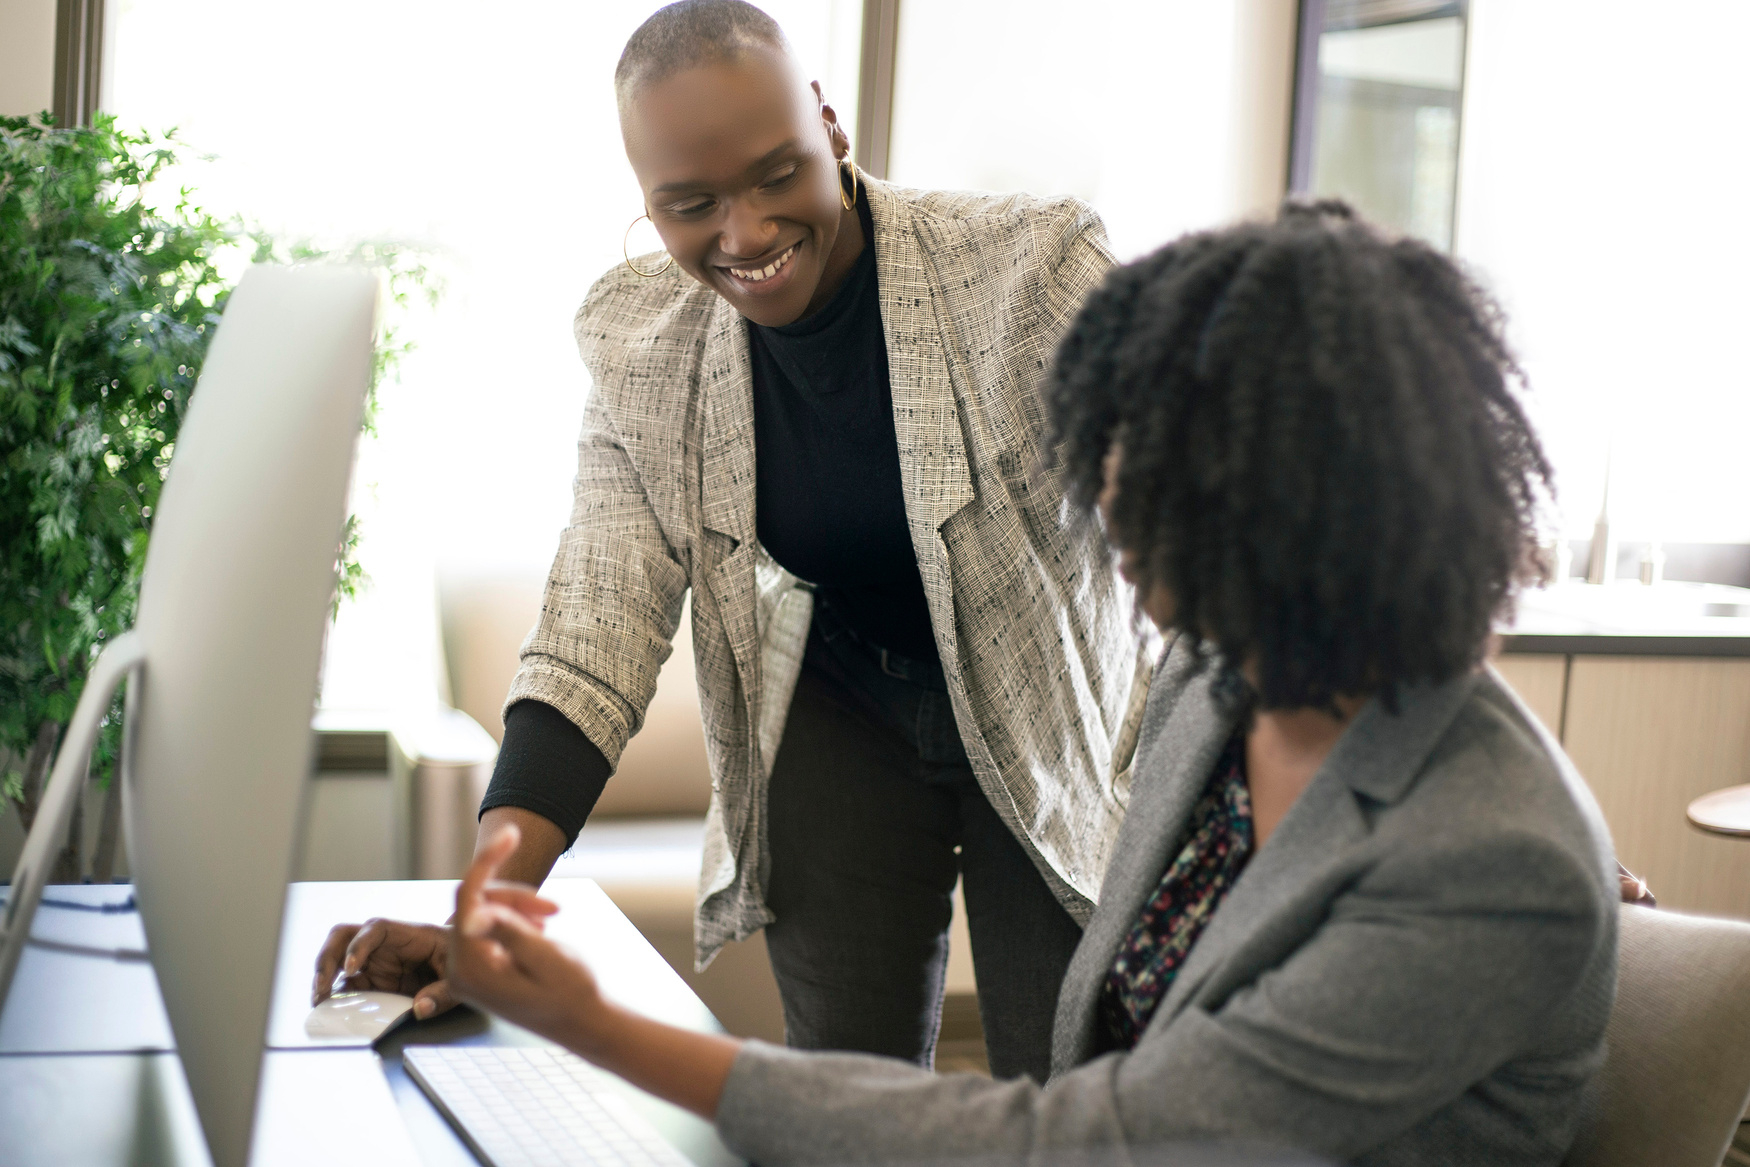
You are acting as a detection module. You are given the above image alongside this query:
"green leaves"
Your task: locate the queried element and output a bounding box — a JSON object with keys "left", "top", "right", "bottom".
{"left": 1, "top": 112, "right": 234, "bottom": 798}
{"left": 1, "top": 113, "right": 438, "bottom": 824}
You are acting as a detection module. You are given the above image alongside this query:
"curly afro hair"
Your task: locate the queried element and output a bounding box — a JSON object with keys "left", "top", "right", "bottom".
{"left": 1046, "top": 200, "right": 1552, "bottom": 712}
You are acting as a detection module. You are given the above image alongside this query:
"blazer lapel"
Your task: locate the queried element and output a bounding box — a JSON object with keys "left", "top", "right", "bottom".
{"left": 1143, "top": 761, "right": 1371, "bottom": 1033}
{"left": 698, "top": 294, "right": 762, "bottom": 738}
{"left": 1143, "top": 671, "right": 1484, "bottom": 1036}
{"left": 1051, "top": 656, "right": 1241, "bottom": 1074}
{"left": 698, "top": 293, "right": 756, "bottom": 549}
{"left": 863, "top": 181, "right": 976, "bottom": 657}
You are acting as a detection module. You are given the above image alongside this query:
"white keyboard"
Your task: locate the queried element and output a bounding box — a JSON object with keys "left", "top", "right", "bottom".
{"left": 404, "top": 1045, "right": 694, "bottom": 1167}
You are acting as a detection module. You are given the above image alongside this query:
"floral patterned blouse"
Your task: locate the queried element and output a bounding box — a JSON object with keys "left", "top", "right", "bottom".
{"left": 1096, "top": 731, "right": 1255, "bottom": 1051}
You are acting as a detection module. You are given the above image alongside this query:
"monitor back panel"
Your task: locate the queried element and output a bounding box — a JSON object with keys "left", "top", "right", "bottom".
{"left": 125, "top": 264, "right": 378, "bottom": 1167}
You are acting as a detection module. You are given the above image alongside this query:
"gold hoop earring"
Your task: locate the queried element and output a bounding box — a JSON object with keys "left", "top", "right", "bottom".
{"left": 623, "top": 213, "right": 673, "bottom": 277}
{"left": 838, "top": 155, "right": 859, "bottom": 211}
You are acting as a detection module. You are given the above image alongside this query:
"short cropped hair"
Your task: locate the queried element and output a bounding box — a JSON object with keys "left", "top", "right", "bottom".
{"left": 1046, "top": 200, "right": 1552, "bottom": 712}
{"left": 615, "top": 0, "right": 788, "bottom": 105}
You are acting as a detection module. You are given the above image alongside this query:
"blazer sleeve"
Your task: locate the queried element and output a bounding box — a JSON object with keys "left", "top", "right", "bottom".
{"left": 713, "top": 830, "right": 1607, "bottom": 1165}
{"left": 501, "top": 391, "right": 689, "bottom": 772}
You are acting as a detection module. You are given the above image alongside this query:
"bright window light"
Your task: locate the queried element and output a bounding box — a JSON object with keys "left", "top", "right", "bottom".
{"left": 109, "top": 0, "right": 862, "bottom": 579}
{"left": 885, "top": 1, "right": 1296, "bottom": 261}
{"left": 1457, "top": 0, "right": 1750, "bottom": 544}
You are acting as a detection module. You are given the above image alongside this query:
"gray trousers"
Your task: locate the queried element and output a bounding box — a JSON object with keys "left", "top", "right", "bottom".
{"left": 761, "top": 612, "right": 1084, "bottom": 1083}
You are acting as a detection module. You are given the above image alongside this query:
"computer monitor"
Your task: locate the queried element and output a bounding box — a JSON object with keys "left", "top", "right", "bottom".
{"left": 0, "top": 264, "right": 379, "bottom": 1167}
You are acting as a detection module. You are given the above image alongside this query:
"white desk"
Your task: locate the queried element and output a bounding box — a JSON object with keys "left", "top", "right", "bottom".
{"left": 0, "top": 879, "right": 741, "bottom": 1167}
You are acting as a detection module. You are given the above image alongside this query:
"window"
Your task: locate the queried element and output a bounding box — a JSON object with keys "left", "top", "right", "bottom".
{"left": 1290, "top": 0, "right": 1749, "bottom": 554}
{"left": 1455, "top": 0, "right": 1750, "bottom": 547}
{"left": 884, "top": 1, "right": 1298, "bottom": 261}
{"left": 109, "top": 0, "right": 861, "bottom": 578}
{"left": 115, "top": 0, "right": 1739, "bottom": 563}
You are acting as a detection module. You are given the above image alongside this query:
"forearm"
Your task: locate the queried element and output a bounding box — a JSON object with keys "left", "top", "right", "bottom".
{"left": 558, "top": 1002, "right": 742, "bottom": 1120}
{"left": 475, "top": 806, "right": 569, "bottom": 887}
{"left": 478, "top": 699, "right": 614, "bottom": 851}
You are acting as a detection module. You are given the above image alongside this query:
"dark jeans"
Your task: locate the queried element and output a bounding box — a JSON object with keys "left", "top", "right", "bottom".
{"left": 762, "top": 609, "right": 1085, "bottom": 1082}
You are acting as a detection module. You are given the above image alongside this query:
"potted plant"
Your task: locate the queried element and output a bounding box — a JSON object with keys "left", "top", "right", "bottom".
{"left": 1, "top": 113, "right": 240, "bottom": 882}
{"left": 1, "top": 113, "right": 430, "bottom": 882}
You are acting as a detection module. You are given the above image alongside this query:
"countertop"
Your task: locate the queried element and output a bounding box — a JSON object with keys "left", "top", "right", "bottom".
{"left": 1500, "top": 580, "right": 1750, "bottom": 656}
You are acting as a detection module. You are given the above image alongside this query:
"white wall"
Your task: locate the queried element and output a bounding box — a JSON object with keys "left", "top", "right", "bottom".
{"left": 0, "top": 0, "right": 56, "bottom": 117}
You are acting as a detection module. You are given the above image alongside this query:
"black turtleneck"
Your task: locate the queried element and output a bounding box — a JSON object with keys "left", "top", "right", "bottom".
{"left": 748, "top": 195, "right": 936, "bottom": 662}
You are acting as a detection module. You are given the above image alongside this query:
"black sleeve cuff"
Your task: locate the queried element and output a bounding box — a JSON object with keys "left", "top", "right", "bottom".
{"left": 478, "top": 699, "right": 612, "bottom": 846}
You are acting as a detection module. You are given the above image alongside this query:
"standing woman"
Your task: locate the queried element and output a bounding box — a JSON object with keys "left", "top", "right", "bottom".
{"left": 314, "top": 0, "right": 1147, "bottom": 1081}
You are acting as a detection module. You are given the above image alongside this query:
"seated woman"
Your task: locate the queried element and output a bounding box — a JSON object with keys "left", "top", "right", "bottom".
{"left": 444, "top": 201, "right": 1619, "bottom": 1166}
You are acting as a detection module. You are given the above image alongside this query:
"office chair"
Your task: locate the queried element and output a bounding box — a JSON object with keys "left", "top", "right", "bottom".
{"left": 1565, "top": 904, "right": 1750, "bottom": 1167}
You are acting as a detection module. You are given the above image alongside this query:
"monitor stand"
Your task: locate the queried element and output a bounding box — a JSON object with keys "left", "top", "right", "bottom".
{"left": 0, "top": 632, "right": 145, "bottom": 1007}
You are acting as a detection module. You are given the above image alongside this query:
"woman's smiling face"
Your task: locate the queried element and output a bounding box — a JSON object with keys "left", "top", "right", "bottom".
{"left": 618, "top": 45, "right": 862, "bottom": 328}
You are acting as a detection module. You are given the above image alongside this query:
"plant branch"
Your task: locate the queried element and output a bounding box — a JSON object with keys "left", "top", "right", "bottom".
{"left": 16, "top": 719, "right": 60, "bottom": 832}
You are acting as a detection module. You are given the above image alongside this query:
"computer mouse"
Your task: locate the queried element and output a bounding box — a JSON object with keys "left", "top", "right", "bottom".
{"left": 304, "top": 990, "right": 417, "bottom": 1040}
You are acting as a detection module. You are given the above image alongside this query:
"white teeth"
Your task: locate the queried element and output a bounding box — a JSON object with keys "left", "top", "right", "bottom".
{"left": 730, "top": 244, "right": 797, "bottom": 282}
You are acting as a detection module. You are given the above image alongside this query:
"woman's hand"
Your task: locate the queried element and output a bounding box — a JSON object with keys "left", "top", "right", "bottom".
{"left": 1617, "top": 861, "right": 1657, "bottom": 908}
{"left": 312, "top": 871, "right": 558, "bottom": 1020}
{"left": 447, "top": 825, "right": 613, "bottom": 1052}
{"left": 447, "top": 824, "right": 745, "bottom": 1119}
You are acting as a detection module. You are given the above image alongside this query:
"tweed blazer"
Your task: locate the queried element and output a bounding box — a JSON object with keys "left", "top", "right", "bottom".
{"left": 506, "top": 178, "right": 1151, "bottom": 964}
{"left": 714, "top": 637, "right": 1620, "bottom": 1166}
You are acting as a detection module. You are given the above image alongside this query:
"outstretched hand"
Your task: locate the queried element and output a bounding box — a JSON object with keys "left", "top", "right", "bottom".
{"left": 448, "top": 824, "right": 745, "bottom": 1119}
{"left": 447, "top": 824, "right": 612, "bottom": 1052}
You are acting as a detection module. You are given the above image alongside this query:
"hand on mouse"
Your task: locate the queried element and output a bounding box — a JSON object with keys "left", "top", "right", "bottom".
{"left": 447, "top": 825, "right": 610, "bottom": 1051}
{"left": 312, "top": 878, "right": 558, "bottom": 1019}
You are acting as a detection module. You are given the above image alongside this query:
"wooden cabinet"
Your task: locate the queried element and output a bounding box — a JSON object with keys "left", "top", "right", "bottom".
{"left": 1493, "top": 652, "right": 1750, "bottom": 919}
{"left": 1492, "top": 654, "right": 1568, "bottom": 738}
{"left": 1564, "top": 658, "right": 1750, "bottom": 918}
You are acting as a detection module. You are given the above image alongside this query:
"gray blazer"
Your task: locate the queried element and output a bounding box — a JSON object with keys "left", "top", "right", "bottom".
{"left": 507, "top": 178, "right": 1151, "bottom": 966}
{"left": 715, "top": 637, "right": 1619, "bottom": 1166}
